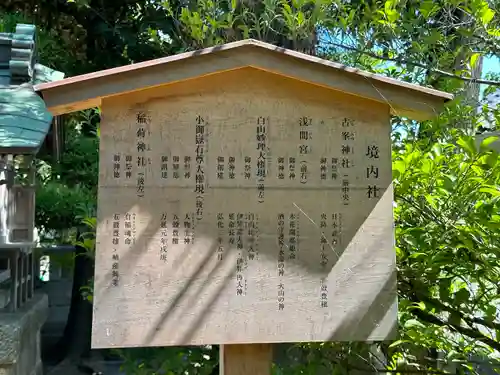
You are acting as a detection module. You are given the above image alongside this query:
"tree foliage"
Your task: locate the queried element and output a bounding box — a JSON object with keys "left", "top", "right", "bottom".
{"left": 2, "top": 0, "right": 500, "bottom": 373}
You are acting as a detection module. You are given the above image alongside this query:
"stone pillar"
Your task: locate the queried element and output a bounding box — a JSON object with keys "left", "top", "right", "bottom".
{"left": 0, "top": 294, "right": 48, "bottom": 375}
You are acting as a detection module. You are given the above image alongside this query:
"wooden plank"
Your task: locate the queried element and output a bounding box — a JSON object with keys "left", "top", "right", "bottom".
{"left": 220, "top": 344, "right": 273, "bottom": 375}
{"left": 91, "top": 68, "right": 398, "bottom": 349}
{"left": 35, "top": 40, "right": 452, "bottom": 120}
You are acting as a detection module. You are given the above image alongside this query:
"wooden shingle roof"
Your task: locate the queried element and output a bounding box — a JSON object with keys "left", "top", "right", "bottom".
{"left": 35, "top": 39, "right": 453, "bottom": 121}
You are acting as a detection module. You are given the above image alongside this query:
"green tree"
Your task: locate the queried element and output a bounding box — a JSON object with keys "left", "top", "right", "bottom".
{"left": 4, "top": 0, "right": 500, "bottom": 373}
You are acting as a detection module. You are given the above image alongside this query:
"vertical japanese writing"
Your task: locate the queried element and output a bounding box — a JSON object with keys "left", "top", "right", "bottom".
{"left": 217, "top": 156, "right": 224, "bottom": 180}
{"left": 320, "top": 213, "right": 328, "bottom": 267}
{"left": 236, "top": 251, "right": 244, "bottom": 296}
{"left": 190, "top": 214, "right": 195, "bottom": 245}
{"left": 320, "top": 157, "right": 327, "bottom": 180}
{"left": 236, "top": 213, "right": 244, "bottom": 253}
{"left": 277, "top": 157, "right": 285, "bottom": 180}
{"left": 331, "top": 213, "right": 341, "bottom": 248}
{"left": 172, "top": 214, "right": 179, "bottom": 245}
{"left": 161, "top": 156, "right": 168, "bottom": 179}
{"left": 366, "top": 144, "right": 381, "bottom": 199}
{"left": 228, "top": 157, "right": 236, "bottom": 180}
{"left": 278, "top": 283, "right": 285, "bottom": 311}
{"left": 256, "top": 117, "right": 267, "bottom": 203}
{"left": 246, "top": 213, "right": 257, "bottom": 260}
{"left": 173, "top": 156, "right": 180, "bottom": 179}
{"left": 300, "top": 161, "right": 308, "bottom": 184}
{"left": 111, "top": 214, "right": 120, "bottom": 286}
{"left": 277, "top": 212, "right": 285, "bottom": 318}
{"left": 160, "top": 213, "right": 168, "bottom": 261}
{"left": 244, "top": 156, "right": 251, "bottom": 180}
{"left": 298, "top": 116, "right": 312, "bottom": 155}
{"left": 136, "top": 111, "right": 150, "bottom": 198}
{"left": 331, "top": 157, "right": 338, "bottom": 180}
{"left": 288, "top": 213, "right": 297, "bottom": 260}
{"left": 113, "top": 154, "right": 121, "bottom": 179}
{"left": 195, "top": 116, "right": 206, "bottom": 220}
{"left": 228, "top": 213, "right": 235, "bottom": 247}
{"left": 277, "top": 213, "right": 285, "bottom": 277}
{"left": 299, "top": 117, "right": 311, "bottom": 185}
{"left": 255, "top": 214, "right": 260, "bottom": 260}
{"left": 132, "top": 213, "right": 137, "bottom": 246}
{"left": 125, "top": 155, "right": 132, "bottom": 179}
{"left": 288, "top": 157, "right": 296, "bottom": 180}
{"left": 217, "top": 213, "right": 224, "bottom": 261}
{"left": 342, "top": 179, "right": 350, "bottom": 205}
{"left": 124, "top": 213, "right": 132, "bottom": 246}
{"left": 320, "top": 213, "right": 329, "bottom": 308}
{"left": 184, "top": 213, "right": 193, "bottom": 244}
{"left": 184, "top": 156, "right": 192, "bottom": 179}
{"left": 320, "top": 279, "right": 328, "bottom": 308}
{"left": 236, "top": 212, "right": 246, "bottom": 296}
{"left": 341, "top": 117, "right": 355, "bottom": 205}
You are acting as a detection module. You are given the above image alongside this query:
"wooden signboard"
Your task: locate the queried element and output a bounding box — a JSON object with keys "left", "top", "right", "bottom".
{"left": 91, "top": 68, "right": 397, "bottom": 349}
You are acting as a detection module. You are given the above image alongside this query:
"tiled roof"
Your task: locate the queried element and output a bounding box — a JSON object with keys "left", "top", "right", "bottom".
{"left": 0, "top": 24, "right": 64, "bottom": 153}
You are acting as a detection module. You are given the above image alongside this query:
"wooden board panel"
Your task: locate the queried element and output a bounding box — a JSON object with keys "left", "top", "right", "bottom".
{"left": 91, "top": 68, "right": 397, "bottom": 348}
{"left": 220, "top": 344, "right": 273, "bottom": 375}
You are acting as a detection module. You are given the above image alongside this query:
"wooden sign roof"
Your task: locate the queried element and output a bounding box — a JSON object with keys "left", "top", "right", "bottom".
{"left": 35, "top": 39, "right": 453, "bottom": 121}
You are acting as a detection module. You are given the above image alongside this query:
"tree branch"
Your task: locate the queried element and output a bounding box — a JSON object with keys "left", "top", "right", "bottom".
{"left": 414, "top": 289, "right": 500, "bottom": 332}
{"left": 412, "top": 308, "right": 500, "bottom": 352}
{"left": 400, "top": 280, "right": 500, "bottom": 351}
{"left": 324, "top": 41, "right": 500, "bottom": 86}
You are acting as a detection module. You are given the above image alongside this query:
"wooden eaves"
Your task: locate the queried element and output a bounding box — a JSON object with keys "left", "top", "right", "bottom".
{"left": 34, "top": 39, "right": 453, "bottom": 121}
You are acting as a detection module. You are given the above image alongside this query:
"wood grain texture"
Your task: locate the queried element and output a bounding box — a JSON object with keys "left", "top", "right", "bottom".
{"left": 35, "top": 39, "right": 452, "bottom": 120}
{"left": 220, "top": 344, "right": 273, "bottom": 375}
{"left": 91, "top": 68, "right": 397, "bottom": 348}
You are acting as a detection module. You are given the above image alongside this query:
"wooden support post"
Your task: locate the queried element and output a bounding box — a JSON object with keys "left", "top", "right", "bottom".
{"left": 220, "top": 344, "right": 273, "bottom": 375}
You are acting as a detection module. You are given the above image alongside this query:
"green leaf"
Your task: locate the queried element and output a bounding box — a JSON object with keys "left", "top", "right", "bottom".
{"left": 409, "top": 301, "right": 426, "bottom": 310}
{"left": 448, "top": 311, "right": 462, "bottom": 327}
{"left": 488, "top": 28, "right": 500, "bottom": 37}
{"left": 425, "top": 194, "right": 437, "bottom": 209}
{"left": 419, "top": 1, "right": 439, "bottom": 18}
{"left": 485, "top": 152, "right": 498, "bottom": 168}
{"left": 421, "top": 159, "right": 432, "bottom": 173}
{"left": 404, "top": 234, "right": 418, "bottom": 247}
{"left": 388, "top": 339, "right": 411, "bottom": 348}
{"left": 454, "top": 288, "right": 470, "bottom": 304}
{"left": 282, "top": 2, "right": 292, "bottom": 15}
{"left": 393, "top": 160, "right": 406, "bottom": 178}
{"left": 480, "top": 6, "right": 495, "bottom": 26}
{"left": 480, "top": 136, "right": 499, "bottom": 150}
{"left": 457, "top": 136, "right": 477, "bottom": 156}
{"left": 404, "top": 319, "right": 426, "bottom": 329}
{"left": 297, "top": 11, "right": 305, "bottom": 26}
{"left": 439, "top": 278, "right": 451, "bottom": 301}
{"left": 409, "top": 252, "right": 427, "bottom": 259}
{"left": 470, "top": 53, "right": 481, "bottom": 69}
{"left": 479, "top": 186, "right": 500, "bottom": 196}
